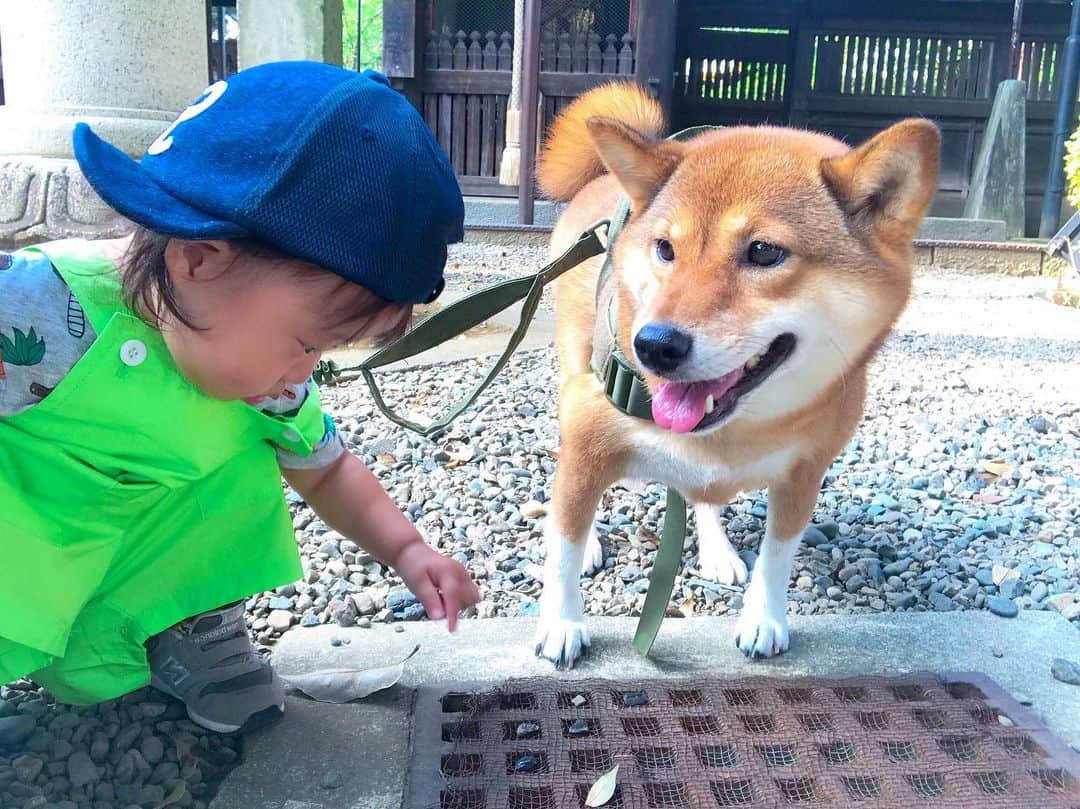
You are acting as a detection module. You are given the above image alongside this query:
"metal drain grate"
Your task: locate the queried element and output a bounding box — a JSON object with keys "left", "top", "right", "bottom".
{"left": 406, "top": 673, "right": 1080, "bottom": 808}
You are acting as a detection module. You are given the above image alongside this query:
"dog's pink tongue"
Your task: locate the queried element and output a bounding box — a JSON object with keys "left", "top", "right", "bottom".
{"left": 651, "top": 370, "right": 743, "bottom": 433}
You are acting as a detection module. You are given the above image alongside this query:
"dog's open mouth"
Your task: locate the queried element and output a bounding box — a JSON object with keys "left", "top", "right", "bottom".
{"left": 650, "top": 333, "right": 797, "bottom": 433}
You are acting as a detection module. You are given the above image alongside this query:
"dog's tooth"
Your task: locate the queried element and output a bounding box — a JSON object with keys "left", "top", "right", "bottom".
{"left": 705, "top": 395, "right": 715, "bottom": 414}
{"left": 745, "top": 353, "right": 761, "bottom": 370}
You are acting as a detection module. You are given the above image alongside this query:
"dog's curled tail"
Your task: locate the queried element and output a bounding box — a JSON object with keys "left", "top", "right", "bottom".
{"left": 537, "top": 82, "right": 665, "bottom": 201}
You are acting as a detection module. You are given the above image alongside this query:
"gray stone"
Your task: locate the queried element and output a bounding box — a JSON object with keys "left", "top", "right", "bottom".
{"left": 139, "top": 736, "right": 164, "bottom": 765}
{"left": 268, "top": 610, "right": 294, "bottom": 631}
{"left": 999, "top": 579, "right": 1023, "bottom": 600}
{"left": 930, "top": 592, "right": 955, "bottom": 612}
{"left": 1051, "top": 658, "right": 1080, "bottom": 686}
{"left": 12, "top": 754, "right": 43, "bottom": 783}
{"left": 887, "top": 592, "right": 917, "bottom": 609}
{"left": 988, "top": 597, "right": 1019, "bottom": 618}
{"left": 962, "top": 80, "right": 1026, "bottom": 237}
{"left": 0, "top": 714, "right": 36, "bottom": 747}
{"left": 883, "top": 559, "right": 911, "bottom": 577}
{"left": 138, "top": 784, "right": 165, "bottom": 806}
{"left": 67, "top": 751, "right": 99, "bottom": 788}
{"left": 845, "top": 575, "right": 867, "bottom": 594}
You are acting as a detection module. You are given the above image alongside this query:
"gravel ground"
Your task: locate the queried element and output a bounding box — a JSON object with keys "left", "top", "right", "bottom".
{"left": 268, "top": 246, "right": 1079, "bottom": 637}
{"left": 2, "top": 241, "right": 1078, "bottom": 809}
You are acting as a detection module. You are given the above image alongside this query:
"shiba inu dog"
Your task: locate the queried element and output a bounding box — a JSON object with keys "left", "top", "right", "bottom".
{"left": 532, "top": 83, "right": 939, "bottom": 668}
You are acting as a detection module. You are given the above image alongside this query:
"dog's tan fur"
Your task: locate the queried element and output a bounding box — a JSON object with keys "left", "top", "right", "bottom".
{"left": 534, "top": 82, "right": 939, "bottom": 666}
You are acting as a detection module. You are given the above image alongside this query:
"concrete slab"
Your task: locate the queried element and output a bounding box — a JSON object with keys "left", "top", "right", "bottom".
{"left": 325, "top": 289, "right": 555, "bottom": 371}
{"left": 465, "top": 196, "right": 563, "bottom": 229}
{"left": 462, "top": 197, "right": 1008, "bottom": 245}
{"left": 209, "top": 612, "right": 1080, "bottom": 809}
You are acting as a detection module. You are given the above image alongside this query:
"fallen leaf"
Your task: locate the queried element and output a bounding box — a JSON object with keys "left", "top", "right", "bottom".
{"left": 284, "top": 645, "right": 419, "bottom": 703}
{"left": 585, "top": 764, "right": 619, "bottom": 807}
{"left": 678, "top": 596, "right": 696, "bottom": 617}
{"left": 992, "top": 564, "right": 1019, "bottom": 586}
{"left": 981, "top": 460, "right": 1012, "bottom": 477}
{"left": 375, "top": 453, "right": 397, "bottom": 465}
{"left": 153, "top": 782, "right": 187, "bottom": 809}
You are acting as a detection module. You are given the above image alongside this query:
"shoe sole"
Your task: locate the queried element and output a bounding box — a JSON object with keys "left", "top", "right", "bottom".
{"left": 151, "top": 675, "right": 284, "bottom": 734}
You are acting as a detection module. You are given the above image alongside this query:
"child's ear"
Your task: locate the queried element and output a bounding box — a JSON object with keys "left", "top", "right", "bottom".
{"left": 820, "top": 119, "right": 940, "bottom": 242}
{"left": 585, "top": 117, "right": 685, "bottom": 212}
{"left": 165, "top": 239, "right": 237, "bottom": 281}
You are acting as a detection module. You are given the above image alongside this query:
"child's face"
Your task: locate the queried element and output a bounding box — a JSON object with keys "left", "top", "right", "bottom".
{"left": 157, "top": 240, "right": 375, "bottom": 403}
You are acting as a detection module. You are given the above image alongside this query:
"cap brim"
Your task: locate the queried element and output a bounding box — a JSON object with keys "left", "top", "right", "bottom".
{"left": 73, "top": 123, "right": 248, "bottom": 239}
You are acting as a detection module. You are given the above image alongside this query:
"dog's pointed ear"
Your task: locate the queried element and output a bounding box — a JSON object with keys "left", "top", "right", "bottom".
{"left": 821, "top": 119, "right": 940, "bottom": 241}
{"left": 586, "top": 117, "right": 684, "bottom": 210}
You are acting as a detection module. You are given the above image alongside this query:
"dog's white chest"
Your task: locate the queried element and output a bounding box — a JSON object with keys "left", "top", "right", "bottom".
{"left": 623, "top": 427, "right": 795, "bottom": 494}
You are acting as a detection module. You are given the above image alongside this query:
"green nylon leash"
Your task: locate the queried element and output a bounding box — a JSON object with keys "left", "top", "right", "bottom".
{"left": 320, "top": 219, "right": 608, "bottom": 437}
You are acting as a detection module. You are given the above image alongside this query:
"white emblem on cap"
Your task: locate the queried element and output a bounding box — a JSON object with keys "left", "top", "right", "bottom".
{"left": 147, "top": 80, "right": 229, "bottom": 156}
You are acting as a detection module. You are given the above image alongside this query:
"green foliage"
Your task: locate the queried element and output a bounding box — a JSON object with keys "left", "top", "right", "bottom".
{"left": 1, "top": 327, "right": 46, "bottom": 366}
{"left": 1066, "top": 124, "right": 1080, "bottom": 210}
{"left": 343, "top": 0, "right": 383, "bottom": 72}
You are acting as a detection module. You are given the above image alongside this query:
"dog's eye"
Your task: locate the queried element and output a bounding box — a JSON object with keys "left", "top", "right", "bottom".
{"left": 747, "top": 241, "right": 786, "bottom": 267}
{"left": 655, "top": 239, "right": 676, "bottom": 263}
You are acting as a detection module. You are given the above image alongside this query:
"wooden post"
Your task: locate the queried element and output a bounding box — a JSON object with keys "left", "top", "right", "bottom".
{"left": 633, "top": 0, "right": 678, "bottom": 123}
{"left": 382, "top": 0, "right": 425, "bottom": 108}
{"left": 518, "top": 0, "right": 541, "bottom": 224}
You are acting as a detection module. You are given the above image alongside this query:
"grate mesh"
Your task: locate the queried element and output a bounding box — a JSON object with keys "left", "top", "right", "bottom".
{"left": 409, "top": 673, "right": 1080, "bottom": 808}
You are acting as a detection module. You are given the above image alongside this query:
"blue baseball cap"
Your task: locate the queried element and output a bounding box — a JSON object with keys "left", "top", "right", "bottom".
{"left": 73, "top": 61, "right": 464, "bottom": 304}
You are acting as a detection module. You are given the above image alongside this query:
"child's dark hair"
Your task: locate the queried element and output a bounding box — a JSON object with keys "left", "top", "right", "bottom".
{"left": 120, "top": 226, "right": 413, "bottom": 344}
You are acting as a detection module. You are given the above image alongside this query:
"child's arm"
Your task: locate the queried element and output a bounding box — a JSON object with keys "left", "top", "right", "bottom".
{"left": 283, "top": 453, "right": 479, "bottom": 631}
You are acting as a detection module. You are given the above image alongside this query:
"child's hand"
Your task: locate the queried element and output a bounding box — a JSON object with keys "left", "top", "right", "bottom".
{"left": 393, "top": 540, "right": 480, "bottom": 632}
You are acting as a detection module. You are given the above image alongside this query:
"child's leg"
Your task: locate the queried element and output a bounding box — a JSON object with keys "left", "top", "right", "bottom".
{"left": 23, "top": 444, "right": 301, "bottom": 725}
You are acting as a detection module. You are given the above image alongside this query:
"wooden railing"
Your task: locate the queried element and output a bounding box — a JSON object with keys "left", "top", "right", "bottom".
{"left": 419, "top": 25, "right": 635, "bottom": 194}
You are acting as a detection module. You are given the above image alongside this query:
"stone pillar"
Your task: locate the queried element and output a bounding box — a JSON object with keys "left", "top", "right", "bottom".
{"left": 0, "top": 0, "right": 208, "bottom": 247}
{"left": 964, "top": 79, "right": 1027, "bottom": 239}
{"left": 498, "top": 0, "right": 525, "bottom": 185}
{"left": 237, "top": 0, "right": 344, "bottom": 69}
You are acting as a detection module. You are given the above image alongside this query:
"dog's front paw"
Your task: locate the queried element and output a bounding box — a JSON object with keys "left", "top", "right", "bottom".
{"left": 698, "top": 542, "right": 748, "bottom": 586}
{"left": 694, "top": 504, "right": 748, "bottom": 585}
{"left": 533, "top": 617, "right": 591, "bottom": 669}
{"left": 580, "top": 530, "right": 603, "bottom": 576}
{"left": 733, "top": 596, "right": 789, "bottom": 659}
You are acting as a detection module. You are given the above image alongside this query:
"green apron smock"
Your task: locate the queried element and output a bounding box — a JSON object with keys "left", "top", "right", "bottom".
{"left": 0, "top": 239, "right": 327, "bottom": 704}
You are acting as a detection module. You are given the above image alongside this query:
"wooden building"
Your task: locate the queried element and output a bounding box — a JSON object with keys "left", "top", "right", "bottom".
{"left": 383, "top": 0, "right": 1077, "bottom": 234}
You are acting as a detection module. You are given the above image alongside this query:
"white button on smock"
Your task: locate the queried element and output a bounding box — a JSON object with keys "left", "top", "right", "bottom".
{"left": 120, "top": 340, "right": 147, "bottom": 367}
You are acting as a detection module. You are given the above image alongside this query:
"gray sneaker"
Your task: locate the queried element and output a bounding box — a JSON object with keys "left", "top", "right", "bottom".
{"left": 147, "top": 602, "right": 284, "bottom": 734}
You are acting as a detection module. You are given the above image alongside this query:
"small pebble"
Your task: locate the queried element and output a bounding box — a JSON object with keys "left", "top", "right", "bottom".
{"left": 987, "top": 596, "right": 1019, "bottom": 618}
{"left": 320, "top": 771, "right": 342, "bottom": 790}
{"left": 1051, "top": 658, "right": 1080, "bottom": 686}
{"left": 514, "top": 754, "right": 543, "bottom": 773}
{"left": 515, "top": 721, "right": 540, "bottom": 739}
{"left": 568, "top": 718, "right": 591, "bottom": 737}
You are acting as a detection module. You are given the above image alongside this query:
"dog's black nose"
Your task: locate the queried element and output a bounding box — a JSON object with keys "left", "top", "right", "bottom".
{"left": 633, "top": 323, "right": 693, "bottom": 375}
